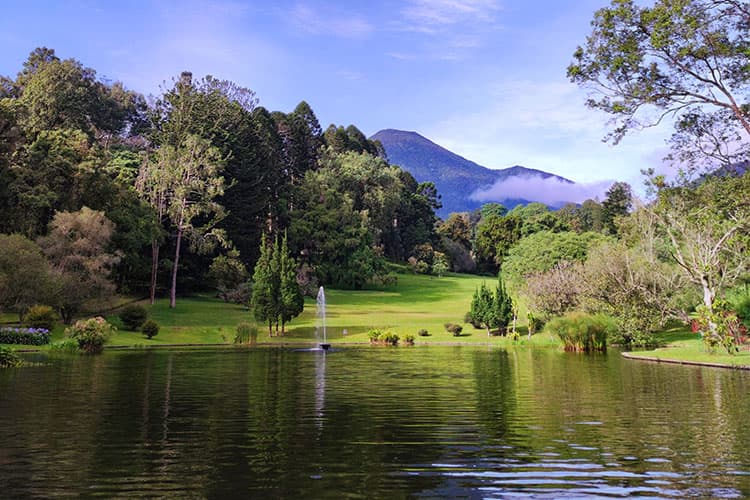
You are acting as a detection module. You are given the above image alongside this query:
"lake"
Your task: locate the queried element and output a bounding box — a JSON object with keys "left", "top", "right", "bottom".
{"left": 1, "top": 346, "right": 749, "bottom": 498}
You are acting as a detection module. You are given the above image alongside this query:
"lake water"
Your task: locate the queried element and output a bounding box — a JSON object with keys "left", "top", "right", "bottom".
{"left": 1, "top": 346, "right": 749, "bottom": 498}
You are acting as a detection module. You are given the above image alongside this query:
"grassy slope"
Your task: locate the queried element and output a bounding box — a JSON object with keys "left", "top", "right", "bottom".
{"left": 627, "top": 326, "right": 750, "bottom": 368}
{"left": 95, "top": 271, "right": 558, "bottom": 347}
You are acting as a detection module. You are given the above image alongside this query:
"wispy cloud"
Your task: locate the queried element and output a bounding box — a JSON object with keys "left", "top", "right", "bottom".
{"left": 290, "top": 4, "right": 374, "bottom": 39}
{"left": 402, "top": 0, "right": 501, "bottom": 28}
{"left": 470, "top": 175, "right": 612, "bottom": 205}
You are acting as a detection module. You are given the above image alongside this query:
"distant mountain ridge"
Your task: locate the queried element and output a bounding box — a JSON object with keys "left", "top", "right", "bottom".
{"left": 371, "top": 129, "right": 572, "bottom": 217}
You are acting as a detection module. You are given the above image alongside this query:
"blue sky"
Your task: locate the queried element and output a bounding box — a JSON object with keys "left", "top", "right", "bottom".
{"left": 0, "top": 0, "right": 674, "bottom": 198}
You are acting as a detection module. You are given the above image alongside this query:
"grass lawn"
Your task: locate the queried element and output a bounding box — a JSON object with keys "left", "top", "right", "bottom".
{"left": 625, "top": 325, "right": 750, "bottom": 369}
{"left": 99, "top": 271, "right": 558, "bottom": 347}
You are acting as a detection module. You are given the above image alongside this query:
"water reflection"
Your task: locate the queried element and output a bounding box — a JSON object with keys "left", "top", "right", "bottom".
{"left": 0, "top": 346, "right": 748, "bottom": 497}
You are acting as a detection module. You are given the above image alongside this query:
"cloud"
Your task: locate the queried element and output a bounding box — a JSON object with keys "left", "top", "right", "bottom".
{"left": 470, "top": 174, "right": 613, "bottom": 205}
{"left": 402, "top": 0, "right": 501, "bottom": 28}
{"left": 290, "top": 4, "right": 374, "bottom": 39}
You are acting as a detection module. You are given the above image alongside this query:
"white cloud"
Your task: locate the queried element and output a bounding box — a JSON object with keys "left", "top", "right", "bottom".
{"left": 470, "top": 175, "right": 613, "bottom": 205}
{"left": 425, "top": 77, "right": 673, "bottom": 184}
{"left": 290, "top": 4, "right": 374, "bottom": 39}
{"left": 402, "top": 0, "right": 501, "bottom": 28}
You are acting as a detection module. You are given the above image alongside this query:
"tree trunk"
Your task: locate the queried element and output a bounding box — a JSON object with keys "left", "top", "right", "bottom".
{"left": 150, "top": 241, "right": 160, "bottom": 305}
{"left": 170, "top": 228, "right": 182, "bottom": 309}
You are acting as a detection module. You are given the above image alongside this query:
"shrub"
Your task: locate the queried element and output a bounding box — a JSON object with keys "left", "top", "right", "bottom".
{"left": 695, "top": 301, "right": 745, "bottom": 354}
{"left": 48, "top": 338, "right": 80, "bottom": 354}
{"left": 368, "top": 329, "right": 399, "bottom": 345}
{"left": 544, "top": 312, "right": 614, "bottom": 352}
{"left": 141, "top": 320, "right": 160, "bottom": 340}
{"left": 731, "top": 292, "right": 750, "bottom": 329}
{"left": 25, "top": 305, "right": 57, "bottom": 331}
{"left": 417, "top": 329, "right": 430, "bottom": 337}
{"left": 0, "top": 327, "right": 51, "bottom": 345}
{"left": 235, "top": 322, "right": 258, "bottom": 344}
{"left": 444, "top": 323, "right": 463, "bottom": 336}
{"left": 65, "top": 317, "right": 116, "bottom": 354}
{"left": 119, "top": 304, "right": 148, "bottom": 331}
{"left": 0, "top": 346, "right": 22, "bottom": 368}
{"left": 403, "top": 334, "right": 415, "bottom": 345}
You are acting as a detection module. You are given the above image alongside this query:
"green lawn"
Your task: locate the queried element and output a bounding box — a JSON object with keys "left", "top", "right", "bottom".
{"left": 97, "top": 271, "right": 558, "bottom": 347}
{"left": 625, "top": 326, "right": 750, "bottom": 368}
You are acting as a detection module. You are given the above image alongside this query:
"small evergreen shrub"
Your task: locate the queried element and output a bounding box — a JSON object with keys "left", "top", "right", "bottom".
{"left": 119, "top": 304, "right": 149, "bottom": 331}
{"left": 367, "top": 329, "right": 399, "bottom": 345}
{"left": 65, "top": 317, "right": 116, "bottom": 354}
{"left": 403, "top": 334, "right": 415, "bottom": 345}
{"left": 235, "top": 322, "right": 258, "bottom": 344}
{"left": 141, "top": 320, "right": 160, "bottom": 340}
{"left": 444, "top": 323, "right": 463, "bottom": 336}
{"left": 25, "top": 305, "right": 57, "bottom": 331}
{"left": 368, "top": 329, "right": 383, "bottom": 343}
{"left": 417, "top": 329, "right": 430, "bottom": 337}
{"left": 545, "top": 312, "right": 614, "bottom": 352}
{"left": 0, "top": 327, "right": 51, "bottom": 345}
{"left": 0, "top": 346, "right": 22, "bottom": 368}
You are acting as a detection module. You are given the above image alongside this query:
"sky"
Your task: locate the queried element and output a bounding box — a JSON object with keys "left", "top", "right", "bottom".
{"left": 0, "top": 0, "right": 676, "bottom": 201}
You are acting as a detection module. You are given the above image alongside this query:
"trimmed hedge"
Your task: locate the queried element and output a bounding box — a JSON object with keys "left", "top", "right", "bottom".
{"left": 0, "top": 327, "right": 51, "bottom": 345}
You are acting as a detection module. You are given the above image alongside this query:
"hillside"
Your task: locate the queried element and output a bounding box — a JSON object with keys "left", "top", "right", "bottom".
{"left": 371, "top": 129, "right": 572, "bottom": 217}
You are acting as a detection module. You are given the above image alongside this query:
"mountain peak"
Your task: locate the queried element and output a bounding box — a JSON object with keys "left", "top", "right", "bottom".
{"left": 371, "top": 128, "right": 572, "bottom": 217}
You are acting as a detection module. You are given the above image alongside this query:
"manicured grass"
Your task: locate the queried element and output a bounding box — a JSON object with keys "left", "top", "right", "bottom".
{"left": 104, "top": 271, "right": 558, "bottom": 347}
{"left": 626, "top": 326, "right": 750, "bottom": 368}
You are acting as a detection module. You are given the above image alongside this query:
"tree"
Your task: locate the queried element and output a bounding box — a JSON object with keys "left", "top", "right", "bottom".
{"left": 469, "top": 280, "right": 514, "bottom": 336}
{"left": 601, "top": 182, "right": 633, "bottom": 235}
{"left": 38, "top": 207, "right": 120, "bottom": 323}
{"left": 568, "top": 0, "right": 750, "bottom": 171}
{"left": 278, "top": 233, "right": 304, "bottom": 333}
{"left": 207, "top": 249, "right": 249, "bottom": 303}
{"left": 473, "top": 214, "right": 522, "bottom": 271}
{"left": 0, "top": 234, "right": 56, "bottom": 320}
{"left": 493, "top": 279, "right": 514, "bottom": 336}
{"left": 648, "top": 172, "right": 750, "bottom": 315}
{"left": 251, "top": 233, "right": 278, "bottom": 335}
{"left": 432, "top": 252, "right": 449, "bottom": 277}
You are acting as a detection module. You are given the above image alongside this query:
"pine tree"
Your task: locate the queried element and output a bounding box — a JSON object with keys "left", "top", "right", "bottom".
{"left": 251, "top": 233, "right": 276, "bottom": 335}
{"left": 493, "top": 279, "right": 514, "bottom": 336}
{"left": 279, "top": 232, "right": 304, "bottom": 334}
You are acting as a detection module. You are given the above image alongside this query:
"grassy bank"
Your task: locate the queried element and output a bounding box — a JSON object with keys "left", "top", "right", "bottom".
{"left": 624, "top": 326, "right": 750, "bottom": 369}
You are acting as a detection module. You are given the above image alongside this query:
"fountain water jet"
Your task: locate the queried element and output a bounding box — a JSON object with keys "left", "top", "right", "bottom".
{"left": 316, "top": 286, "right": 330, "bottom": 350}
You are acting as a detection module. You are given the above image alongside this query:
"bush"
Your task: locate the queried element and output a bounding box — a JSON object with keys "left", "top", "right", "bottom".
{"left": 141, "top": 320, "right": 160, "bottom": 340}
{"left": 235, "top": 322, "right": 258, "bottom": 344}
{"left": 403, "top": 334, "right": 415, "bottom": 345}
{"left": 544, "top": 312, "right": 614, "bottom": 352}
{"left": 367, "top": 329, "right": 399, "bottom": 345}
{"left": 25, "top": 305, "right": 57, "bottom": 331}
{"left": 48, "top": 338, "right": 80, "bottom": 354}
{"left": 119, "top": 304, "right": 148, "bottom": 331}
{"left": 0, "top": 327, "right": 51, "bottom": 345}
{"left": 0, "top": 346, "right": 22, "bottom": 368}
{"left": 463, "top": 311, "right": 481, "bottom": 329}
{"left": 417, "top": 329, "right": 430, "bottom": 337}
{"left": 731, "top": 292, "right": 750, "bottom": 329}
{"left": 65, "top": 317, "right": 116, "bottom": 354}
{"left": 444, "top": 323, "right": 463, "bottom": 336}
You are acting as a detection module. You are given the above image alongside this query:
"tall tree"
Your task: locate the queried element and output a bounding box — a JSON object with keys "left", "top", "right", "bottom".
{"left": 278, "top": 232, "right": 304, "bottom": 334}
{"left": 601, "top": 182, "right": 633, "bottom": 235}
{"left": 568, "top": 0, "right": 750, "bottom": 172}
{"left": 251, "top": 233, "right": 277, "bottom": 335}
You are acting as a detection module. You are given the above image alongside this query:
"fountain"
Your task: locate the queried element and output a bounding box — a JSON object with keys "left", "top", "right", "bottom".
{"left": 316, "top": 286, "right": 330, "bottom": 351}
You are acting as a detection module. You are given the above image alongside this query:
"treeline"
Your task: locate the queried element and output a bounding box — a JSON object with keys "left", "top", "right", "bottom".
{"left": 0, "top": 47, "right": 441, "bottom": 320}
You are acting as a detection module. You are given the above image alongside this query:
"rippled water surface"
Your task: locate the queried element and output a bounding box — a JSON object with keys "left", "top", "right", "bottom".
{"left": 1, "top": 346, "right": 750, "bottom": 498}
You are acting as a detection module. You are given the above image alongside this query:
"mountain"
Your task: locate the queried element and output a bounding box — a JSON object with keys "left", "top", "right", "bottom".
{"left": 371, "top": 129, "right": 572, "bottom": 218}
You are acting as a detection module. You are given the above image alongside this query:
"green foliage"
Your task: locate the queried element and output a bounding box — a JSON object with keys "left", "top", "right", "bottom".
{"left": 695, "top": 301, "right": 745, "bottom": 354}
{"left": 730, "top": 292, "right": 750, "bottom": 329}
{"left": 545, "top": 313, "right": 614, "bottom": 352}
{"left": 0, "top": 234, "right": 56, "bottom": 320}
{"left": 279, "top": 233, "right": 304, "bottom": 333}
{"left": 235, "top": 322, "right": 258, "bottom": 344}
{"left": 251, "top": 233, "right": 279, "bottom": 334}
{"left": 119, "top": 304, "right": 148, "bottom": 331}
{"left": 417, "top": 329, "right": 430, "bottom": 337}
{"left": 444, "top": 323, "right": 463, "bottom": 336}
{"left": 0, "top": 346, "right": 22, "bottom": 368}
{"left": 141, "top": 319, "right": 160, "bottom": 340}
{"left": 65, "top": 316, "right": 116, "bottom": 354}
{"left": 207, "top": 249, "right": 249, "bottom": 303}
{"left": 403, "top": 334, "right": 415, "bottom": 345}
{"left": 432, "top": 252, "right": 449, "bottom": 277}
{"left": 367, "top": 329, "right": 400, "bottom": 345}
{"left": 47, "top": 338, "right": 80, "bottom": 354}
{"left": 25, "top": 305, "right": 57, "bottom": 331}
{"left": 601, "top": 182, "right": 632, "bottom": 235}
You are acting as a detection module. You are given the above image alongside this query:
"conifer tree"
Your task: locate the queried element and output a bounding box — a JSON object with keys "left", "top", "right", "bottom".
{"left": 493, "top": 279, "right": 514, "bottom": 335}
{"left": 278, "top": 232, "right": 304, "bottom": 334}
{"left": 251, "top": 233, "right": 277, "bottom": 335}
